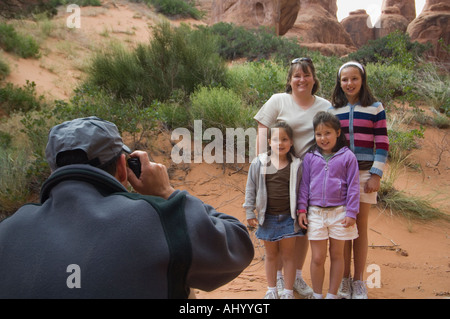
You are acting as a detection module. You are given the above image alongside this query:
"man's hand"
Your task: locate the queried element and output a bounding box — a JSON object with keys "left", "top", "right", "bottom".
{"left": 127, "top": 151, "right": 175, "bottom": 199}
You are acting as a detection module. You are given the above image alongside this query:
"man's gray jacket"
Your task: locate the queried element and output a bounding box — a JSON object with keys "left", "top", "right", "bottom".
{"left": 0, "top": 165, "right": 254, "bottom": 298}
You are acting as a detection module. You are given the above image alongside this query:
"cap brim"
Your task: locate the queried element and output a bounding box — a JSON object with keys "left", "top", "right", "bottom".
{"left": 122, "top": 144, "right": 131, "bottom": 154}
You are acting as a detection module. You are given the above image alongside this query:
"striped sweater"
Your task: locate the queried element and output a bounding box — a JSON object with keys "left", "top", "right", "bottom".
{"left": 329, "top": 102, "right": 389, "bottom": 177}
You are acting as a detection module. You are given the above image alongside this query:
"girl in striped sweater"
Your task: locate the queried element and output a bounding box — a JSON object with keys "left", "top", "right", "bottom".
{"left": 330, "top": 61, "right": 389, "bottom": 299}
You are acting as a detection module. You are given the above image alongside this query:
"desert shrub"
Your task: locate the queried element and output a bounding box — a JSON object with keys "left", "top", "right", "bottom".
{"left": 0, "top": 23, "right": 40, "bottom": 58}
{"left": 0, "top": 81, "right": 45, "bottom": 115}
{"left": 413, "top": 63, "right": 450, "bottom": 116}
{"left": 156, "top": 90, "right": 192, "bottom": 131}
{"left": 53, "top": 83, "right": 159, "bottom": 146}
{"left": 190, "top": 86, "right": 257, "bottom": 133}
{"left": 0, "top": 148, "right": 34, "bottom": 218}
{"left": 196, "top": 22, "right": 309, "bottom": 62}
{"left": 387, "top": 125, "right": 425, "bottom": 164}
{"left": 225, "top": 60, "right": 286, "bottom": 107}
{"left": 88, "top": 21, "right": 226, "bottom": 104}
{"left": 143, "top": 0, "right": 204, "bottom": 19}
{"left": 365, "top": 63, "right": 417, "bottom": 105}
{"left": 378, "top": 181, "right": 448, "bottom": 221}
{"left": 157, "top": 101, "right": 190, "bottom": 130}
{"left": 348, "top": 31, "right": 429, "bottom": 69}
{"left": 87, "top": 43, "right": 147, "bottom": 102}
{"left": 0, "top": 131, "right": 12, "bottom": 149}
{"left": 0, "top": 56, "right": 10, "bottom": 80}
{"left": 311, "top": 53, "right": 343, "bottom": 100}
{"left": 432, "top": 113, "right": 450, "bottom": 129}
{"left": 378, "top": 156, "right": 448, "bottom": 221}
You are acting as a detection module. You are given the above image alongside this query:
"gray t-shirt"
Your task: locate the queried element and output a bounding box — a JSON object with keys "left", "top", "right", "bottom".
{"left": 254, "top": 93, "right": 331, "bottom": 158}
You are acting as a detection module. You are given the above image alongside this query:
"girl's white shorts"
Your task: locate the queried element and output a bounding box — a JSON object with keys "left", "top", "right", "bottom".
{"left": 360, "top": 170, "right": 378, "bottom": 204}
{"left": 307, "top": 206, "right": 359, "bottom": 241}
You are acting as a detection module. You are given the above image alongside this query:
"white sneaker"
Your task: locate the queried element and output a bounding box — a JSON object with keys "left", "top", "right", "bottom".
{"left": 280, "top": 291, "right": 295, "bottom": 299}
{"left": 351, "top": 280, "right": 368, "bottom": 299}
{"left": 263, "top": 290, "right": 279, "bottom": 299}
{"left": 338, "top": 277, "right": 352, "bottom": 299}
{"left": 276, "top": 276, "right": 285, "bottom": 295}
{"left": 293, "top": 276, "right": 313, "bottom": 298}
{"left": 307, "top": 293, "right": 323, "bottom": 299}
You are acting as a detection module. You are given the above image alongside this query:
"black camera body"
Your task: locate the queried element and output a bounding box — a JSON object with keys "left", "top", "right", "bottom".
{"left": 127, "top": 157, "right": 141, "bottom": 178}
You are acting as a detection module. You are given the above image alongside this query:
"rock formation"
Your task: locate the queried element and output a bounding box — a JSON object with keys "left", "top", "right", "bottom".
{"left": 210, "top": 0, "right": 300, "bottom": 36}
{"left": 341, "top": 9, "right": 375, "bottom": 48}
{"left": 375, "top": 5, "right": 410, "bottom": 39}
{"left": 382, "top": 0, "right": 416, "bottom": 23}
{"left": 407, "top": 1, "right": 450, "bottom": 63}
{"left": 284, "top": 0, "right": 356, "bottom": 56}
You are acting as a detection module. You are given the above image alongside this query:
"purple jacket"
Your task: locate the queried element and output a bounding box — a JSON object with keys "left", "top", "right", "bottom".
{"left": 297, "top": 146, "right": 360, "bottom": 219}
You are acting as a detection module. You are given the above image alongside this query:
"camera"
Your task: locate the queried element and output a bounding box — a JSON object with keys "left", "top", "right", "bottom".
{"left": 127, "top": 157, "right": 141, "bottom": 178}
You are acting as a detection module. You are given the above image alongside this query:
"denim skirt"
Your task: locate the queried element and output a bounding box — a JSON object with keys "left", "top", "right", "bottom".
{"left": 256, "top": 214, "right": 304, "bottom": 242}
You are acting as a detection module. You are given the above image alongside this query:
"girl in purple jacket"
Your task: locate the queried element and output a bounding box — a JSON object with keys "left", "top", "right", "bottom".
{"left": 297, "top": 111, "right": 359, "bottom": 299}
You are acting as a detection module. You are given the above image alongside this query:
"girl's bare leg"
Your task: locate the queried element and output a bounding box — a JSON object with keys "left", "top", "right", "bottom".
{"left": 264, "top": 241, "right": 279, "bottom": 287}
{"left": 328, "top": 238, "right": 345, "bottom": 295}
{"left": 279, "top": 237, "right": 297, "bottom": 290}
{"left": 353, "top": 203, "right": 370, "bottom": 281}
{"left": 309, "top": 240, "right": 327, "bottom": 295}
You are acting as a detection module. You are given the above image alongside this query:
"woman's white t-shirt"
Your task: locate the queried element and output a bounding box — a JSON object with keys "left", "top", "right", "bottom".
{"left": 254, "top": 93, "right": 331, "bottom": 158}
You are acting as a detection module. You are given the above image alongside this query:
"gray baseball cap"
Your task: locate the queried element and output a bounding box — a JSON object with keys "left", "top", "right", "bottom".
{"left": 45, "top": 116, "right": 131, "bottom": 171}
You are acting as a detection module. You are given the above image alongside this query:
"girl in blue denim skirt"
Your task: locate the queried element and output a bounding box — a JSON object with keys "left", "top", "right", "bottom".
{"left": 244, "top": 121, "right": 304, "bottom": 299}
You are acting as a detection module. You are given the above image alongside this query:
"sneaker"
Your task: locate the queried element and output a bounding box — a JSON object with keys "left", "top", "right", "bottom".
{"left": 280, "top": 291, "right": 295, "bottom": 299}
{"left": 351, "top": 280, "right": 368, "bottom": 299}
{"left": 338, "top": 277, "right": 352, "bottom": 299}
{"left": 276, "top": 276, "right": 285, "bottom": 295}
{"left": 293, "top": 276, "right": 313, "bottom": 298}
{"left": 263, "top": 290, "right": 279, "bottom": 299}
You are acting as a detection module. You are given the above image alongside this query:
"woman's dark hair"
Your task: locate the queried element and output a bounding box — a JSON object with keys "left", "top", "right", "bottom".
{"left": 331, "top": 62, "right": 376, "bottom": 108}
{"left": 309, "top": 111, "right": 348, "bottom": 153}
{"left": 55, "top": 149, "right": 121, "bottom": 176}
{"left": 285, "top": 58, "right": 320, "bottom": 95}
{"left": 267, "top": 121, "right": 296, "bottom": 157}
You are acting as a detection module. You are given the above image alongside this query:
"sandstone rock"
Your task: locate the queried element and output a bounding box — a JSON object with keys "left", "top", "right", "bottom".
{"left": 341, "top": 10, "right": 375, "bottom": 48}
{"left": 210, "top": 0, "right": 300, "bottom": 36}
{"left": 422, "top": 0, "right": 446, "bottom": 11}
{"left": 284, "top": 0, "right": 356, "bottom": 56}
{"left": 407, "top": 1, "right": 450, "bottom": 63}
{"left": 382, "top": 0, "right": 416, "bottom": 23}
{"left": 375, "top": 6, "right": 410, "bottom": 39}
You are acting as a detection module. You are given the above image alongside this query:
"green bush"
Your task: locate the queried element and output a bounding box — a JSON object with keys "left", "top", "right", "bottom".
{"left": 156, "top": 101, "right": 191, "bottom": 130}
{"left": 365, "top": 63, "right": 417, "bottom": 105}
{"left": 0, "top": 56, "right": 10, "bottom": 80}
{"left": 190, "top": 86, "right": 257, "bottom": 133}
{"left": 88, "top": 21, "right": 226, "bottom": 104}
{"left": 0, "top": 131, "right": 12, "bottom": 149}
{"left": 0, "top": 23, "right": 40, "bottom": 58}
{"left": 53, "top": 83, "right": 159, "bottom": 146}
{"left": 413, "top": 63, "right": 450, "bottom": 115}
{"left": 387, "top": 126, "right": 425, "bottom": 164}
{"left": 196, "top": 22, "right": 309, "bottom": 62}
{"left": 0, "top": 81, "right": 45, "bottom": 115}
{"left": 348, "top": 31, "right": 429, "bottom": 69}
{"left": 225, "top": 60, "right": 286, "bottom": 107}
{"left": 311, "top": 53, "right": 343, "bottom": 100}
{"left": 145, "top": 0, "right": 204, "bottom": 19}
{"left": 0, "top": 148, "right": 33, "bottom": 217}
